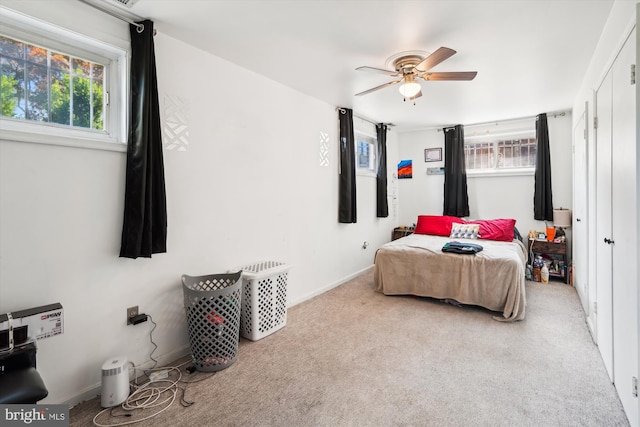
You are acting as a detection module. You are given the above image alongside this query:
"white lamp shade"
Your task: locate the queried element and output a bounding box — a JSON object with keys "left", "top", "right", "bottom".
{"left": 398, "top": 81, "right": 421, "bottom": 97}
{"left": 553, "top": 208, "right": 572, "bottom": 227}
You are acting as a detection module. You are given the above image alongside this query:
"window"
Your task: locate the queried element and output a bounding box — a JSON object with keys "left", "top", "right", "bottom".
{"left": 0, "top": 7, "right": 128, "bottom": 150}
{"left": 464, "top": 130, "right": 536, "bottom": 175}
{"left": 1, "top": 35, "right": 105, "bottom": 130}
{"left": 355, "top": 132, "right": 377, "bottom": 176}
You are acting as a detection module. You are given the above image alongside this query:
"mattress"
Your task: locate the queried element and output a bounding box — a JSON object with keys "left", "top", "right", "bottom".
{"left": 374, "top": 233, "right": 528, "bottom": 321}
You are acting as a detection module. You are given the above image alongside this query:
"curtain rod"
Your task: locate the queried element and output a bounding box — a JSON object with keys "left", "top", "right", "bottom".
{"left": 79, "top": 0, "right": 151, "bottom": 34}
{"left": 438, "top": 110, "right": 569, "bottom": 132}
{"left": 335, "top": 107, "right": 395, "bottom": 128}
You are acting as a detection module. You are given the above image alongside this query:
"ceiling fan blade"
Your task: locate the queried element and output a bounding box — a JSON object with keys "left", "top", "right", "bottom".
{"left": 356, "top": 66, "right": 399, "bottom": 76}
{"left": 415, "top": 47, "right": 457, "bottom": 72}
{"left": 355, "top": 79, "right": 401, "bottom": 96}
{"left": 423, "top": 71, "right": 478, "bottom": 81}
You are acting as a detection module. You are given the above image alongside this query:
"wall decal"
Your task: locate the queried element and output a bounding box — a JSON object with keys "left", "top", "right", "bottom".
{"left": 163, "top": 94, "right": 190, "bottom": 151}
{"left": 398, "top": 160, "right": 412, "bottom": 179}
{"left": 319, "top": 131, "right": 329, "bottom": 167}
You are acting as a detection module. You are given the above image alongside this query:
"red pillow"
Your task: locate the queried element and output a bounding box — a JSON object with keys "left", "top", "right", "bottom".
{"left": 414, "top": 215, "right": 465, "bottom": 237}
{"left": 468, "top": 218, "right": 516, "bottom": 242}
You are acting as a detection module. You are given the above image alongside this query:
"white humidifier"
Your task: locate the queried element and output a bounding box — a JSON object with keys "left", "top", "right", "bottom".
{"left": 100, "top": 356, "right": 130, "bottom": 408}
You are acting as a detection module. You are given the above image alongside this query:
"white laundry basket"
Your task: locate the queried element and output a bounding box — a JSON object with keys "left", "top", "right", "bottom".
{"left": 235, "top": 261, "right": 291, "bottom": 341}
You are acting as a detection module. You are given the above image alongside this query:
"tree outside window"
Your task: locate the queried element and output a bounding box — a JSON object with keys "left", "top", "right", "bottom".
{"left": 0, "top": 35, "right": 104, "bottom": 131}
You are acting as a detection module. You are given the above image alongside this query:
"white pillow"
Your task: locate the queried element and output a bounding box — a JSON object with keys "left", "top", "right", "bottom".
{"left": 449, "top": 223, "right": 480, "bottom": 239}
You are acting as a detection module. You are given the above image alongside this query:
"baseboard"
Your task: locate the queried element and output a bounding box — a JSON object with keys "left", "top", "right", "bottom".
{"left": 288, "top": 265, "right": 374, "bottom": 307}
{"left": 63, "top": 344, "right": 191, "bottom": 409}
{"left": 586, "top": 316, "right": 597, "bottom": 344}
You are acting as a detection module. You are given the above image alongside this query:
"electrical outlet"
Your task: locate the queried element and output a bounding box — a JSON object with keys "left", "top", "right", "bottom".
{"left": 127, "top": 306, "right": 139, "bottom": 325}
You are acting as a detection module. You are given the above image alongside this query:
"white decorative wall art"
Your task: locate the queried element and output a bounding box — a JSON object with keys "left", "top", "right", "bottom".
{"left": 319, "top": 131, "right": 329, "bottom": 167}
{"left": 163, "top": 94, "right": 190, "bottom": 151}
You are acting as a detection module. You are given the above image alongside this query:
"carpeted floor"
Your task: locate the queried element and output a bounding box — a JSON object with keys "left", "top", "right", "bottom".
{"left": 70, "top": 271, "right": 630, "bottom": 426}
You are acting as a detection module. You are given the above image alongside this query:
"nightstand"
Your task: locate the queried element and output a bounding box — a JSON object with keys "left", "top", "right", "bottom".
{"left": 392, "top": 226, "right": 414, "bottom": 241}
{"left": 529, "top": 239, "right": 569, "bottom": 284}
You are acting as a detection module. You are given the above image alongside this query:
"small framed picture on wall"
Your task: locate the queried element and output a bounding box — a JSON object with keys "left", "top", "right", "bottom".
{"left": 424, "top": 148, "right": 442, "bottom": 162}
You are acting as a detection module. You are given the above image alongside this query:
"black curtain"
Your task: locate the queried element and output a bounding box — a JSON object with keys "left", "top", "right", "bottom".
{"left": 376, "top": 123, "right": 389, "bottom": 218}
{"left": 120, "top": 20, "right": 167, "bottom": 259}
{"left": 534, "top": 113, "right": 553, "bottom": 221}
{"left": 338, "top": 108, "right": 356, "bottom": 223}
{"left": 443, "top": 125, "right": 470, "bottom": 217}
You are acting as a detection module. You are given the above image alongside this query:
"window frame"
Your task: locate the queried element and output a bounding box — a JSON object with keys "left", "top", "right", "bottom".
{"left": 0, "top": 7, "right": 128, "bottom": 152}
{"left": 464, "top": 129, "right": 536, "bottom": 177}
{"left": 354, "top": 131, "right": 378, "bottom": 177}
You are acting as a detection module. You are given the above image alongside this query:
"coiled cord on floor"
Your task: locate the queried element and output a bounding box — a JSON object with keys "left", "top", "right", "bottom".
{"left": 92, "top": 365, "right": 181, "bottom": 427}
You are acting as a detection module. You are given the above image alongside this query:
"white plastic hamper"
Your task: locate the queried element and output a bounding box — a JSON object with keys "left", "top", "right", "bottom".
{"left": 237, "top": 261, "right": 291, "bottom": 341}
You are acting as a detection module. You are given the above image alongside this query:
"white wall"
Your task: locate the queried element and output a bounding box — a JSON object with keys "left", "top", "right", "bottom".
{"left": 0, "top": 2, "right": 398, "bottom": 405}
{"left": 396, "top": 114, "right": 573, "bottom": 238}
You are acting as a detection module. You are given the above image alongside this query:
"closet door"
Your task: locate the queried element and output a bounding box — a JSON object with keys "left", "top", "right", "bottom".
{"left": 572, "top": 106, "right": 589, "bottom": 314}
{"left": 595, "top": 71, "right": 613, "bottom": 380}
{"left": 595, "top": 26, "right": 637, "bottom": 426}
{"left": 610, "top": 28, "right": 637, "bottom": 427}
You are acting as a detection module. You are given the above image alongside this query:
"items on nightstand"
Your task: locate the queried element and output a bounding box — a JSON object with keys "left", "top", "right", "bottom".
{"left": 553, "top": 208, "right": 572, "bottom": 237}
{"left": 528, "top": 239, "right": 570, "bottom": 284}
{"left": 546, "top": 227, "right": 556, "bottom": 241}
{"left": 532, "top": 256, "right": 544, "bottom": 282}
{"left": 541, "top": 264, "right": 549, "bottom": 284}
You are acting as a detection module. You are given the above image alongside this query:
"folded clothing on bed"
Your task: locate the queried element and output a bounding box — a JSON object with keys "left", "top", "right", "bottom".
{"left": 442, "top": 241, "right": 484, "bottom": 254}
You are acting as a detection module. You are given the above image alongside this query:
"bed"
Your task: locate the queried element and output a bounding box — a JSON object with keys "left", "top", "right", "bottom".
{"left": 374, "top": 218, "right": 528, "bottom": 322}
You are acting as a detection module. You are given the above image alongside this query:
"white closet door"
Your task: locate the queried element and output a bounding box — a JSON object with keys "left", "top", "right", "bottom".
{"left": 572, "top": 107, "right": 589, "bottom": 315}
{"left": 595, "top": 69, "right": 613, "bottom": 381}
{"left": 611, "top": 28, "right": 637, "bottom": 427}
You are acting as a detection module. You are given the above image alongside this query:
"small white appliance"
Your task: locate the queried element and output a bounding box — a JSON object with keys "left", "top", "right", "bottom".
{"left": 100, "top": 356, "right": 130, "bottom": 408}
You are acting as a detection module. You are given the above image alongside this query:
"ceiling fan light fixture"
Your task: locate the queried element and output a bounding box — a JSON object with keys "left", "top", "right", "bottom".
{"left": 398, "top": 79, "right": 422, "bottom": 98}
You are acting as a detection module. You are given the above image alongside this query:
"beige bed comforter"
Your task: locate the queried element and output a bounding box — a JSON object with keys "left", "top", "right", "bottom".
{"left": 374, "top": 234, "right": 528, "bottom": 321}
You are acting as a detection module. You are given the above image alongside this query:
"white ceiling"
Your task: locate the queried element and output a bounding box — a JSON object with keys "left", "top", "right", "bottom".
{"left": 114, "top": 0, "right": 613, "bottom": 131}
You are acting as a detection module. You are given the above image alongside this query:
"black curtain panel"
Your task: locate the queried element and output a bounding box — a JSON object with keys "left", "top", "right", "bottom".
{"left": 534, "top": 113, "right": 553, "bottom": 221}
{"left": 120, "top": 20, "right": 167, "bottom": 259}
{"left": 338, "top": 108, "right": 357, "bottom": 223}
{"left": 376, "top": 123, "right": 389, "bottom": 218}
{"left": 443, "top": 125, "right": 470, "bottom": 217}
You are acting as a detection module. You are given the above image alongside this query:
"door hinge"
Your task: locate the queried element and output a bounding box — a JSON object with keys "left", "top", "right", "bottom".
{"left": 593, "top": 116, "right": 598, "bottom": 129}
{"left": 593, "top": 301, "right": 597, "bottom": 314}
{"left": 633, "top": 377, "right": 638, "bottom": 397}
{"left": 631, "top": 64, "right": 636, "bottom": 85}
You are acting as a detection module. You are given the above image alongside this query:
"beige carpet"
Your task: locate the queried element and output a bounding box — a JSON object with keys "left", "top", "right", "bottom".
{"left": 70, "top": 272, "right": 629, "bottom": 426}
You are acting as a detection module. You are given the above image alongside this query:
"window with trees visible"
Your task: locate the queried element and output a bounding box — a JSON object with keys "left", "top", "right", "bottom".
{"left": 0, "top": 7, "right": 128, "bottom": 149}
{"left": 1, "top": 35, "right": 105, "bottom": 130}
{"left": 464, "top": 130, "right": 536, "bottom": 173}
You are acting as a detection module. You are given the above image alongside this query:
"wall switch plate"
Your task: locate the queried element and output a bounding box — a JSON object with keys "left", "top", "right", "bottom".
{"left": 127, "top": 306, "right": 139, "bottom": 325}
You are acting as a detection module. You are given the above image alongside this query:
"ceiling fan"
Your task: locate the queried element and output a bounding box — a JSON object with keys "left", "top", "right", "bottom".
{"left": 355, "top": 47, "right": 477, "bottom": 102}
